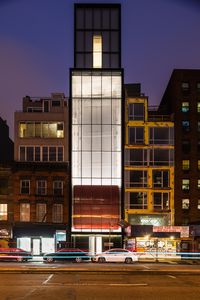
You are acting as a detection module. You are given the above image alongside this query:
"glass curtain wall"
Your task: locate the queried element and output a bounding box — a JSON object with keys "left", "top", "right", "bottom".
{"left": 72, "top": 70, "right": 122, "bottom": 187}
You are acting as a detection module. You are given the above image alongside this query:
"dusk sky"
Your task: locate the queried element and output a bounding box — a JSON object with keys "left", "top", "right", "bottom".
{"left": 1, "top": 0, "right": 200, "bottom": 139}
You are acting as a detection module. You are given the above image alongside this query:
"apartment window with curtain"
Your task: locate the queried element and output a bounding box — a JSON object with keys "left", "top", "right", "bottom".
{"left": 93, "top": 35, "right": 102, "bottom": 68}
{"left": 36, "top": 203, "right": 47, "bottom": 222}
{"left": 20, "top": 203, "right": 30, "bottom": 222}
{"left": 182, "top": 199, "right": 189, "bottom": 210}
{"left": 182, "top": 160, "right": 190, "bottom": 170}
{"left": 182, "top": 179, "right": 190, "bottom": 191}
{"left": 52, "top": 204, "right": 63, "bottom": 223}
{"left": 0, "top": 204, "right": 7, "bottom": 221}
{"left": 181, "top": 102, "right": 189, "bottom": 113}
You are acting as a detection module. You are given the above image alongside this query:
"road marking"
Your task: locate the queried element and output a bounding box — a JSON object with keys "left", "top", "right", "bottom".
{"left": 167, "top": 275, "right": 176, "bottom": 279}
{"left": 44, "top": 283, "right": 148, "bottom": 287}
{"left": 42, "top": 274, "right": 54, "bottom": 285}
{"left": 142, "top": 265, "right": 151, "bottom": 269}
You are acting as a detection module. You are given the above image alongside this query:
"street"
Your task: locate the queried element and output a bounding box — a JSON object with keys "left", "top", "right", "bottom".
{"left": 0, "top": 262, "right": 200, "bottom": 299}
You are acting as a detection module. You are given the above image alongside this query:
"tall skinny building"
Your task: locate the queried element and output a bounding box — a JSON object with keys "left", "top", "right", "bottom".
{"left": 70, "top": 4, "right": 123, "bottom": 252}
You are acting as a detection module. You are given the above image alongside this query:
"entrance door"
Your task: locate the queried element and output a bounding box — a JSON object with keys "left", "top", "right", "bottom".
{"left": 32, "top": 239, "right": 40, "bottom": 255}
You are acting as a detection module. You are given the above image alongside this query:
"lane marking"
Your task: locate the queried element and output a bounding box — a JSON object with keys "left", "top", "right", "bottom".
{"left": 167, "top": 275, "right": 176, "bottom": 279}
{"left": 44, "top": 283, "right": 148, "bottom": 287}
{"left": 142, "top": 265, "right": 151, "bottom": 269}
{"left": 42, "top": 274, "right": 54, "bottom": 285}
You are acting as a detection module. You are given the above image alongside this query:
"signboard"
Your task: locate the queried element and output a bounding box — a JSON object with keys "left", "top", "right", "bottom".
{"left": 0, "top": 227, "right": 11, "bottom": 238}
{"left": 153, "top": 226, "right": 189, "bottom": 238}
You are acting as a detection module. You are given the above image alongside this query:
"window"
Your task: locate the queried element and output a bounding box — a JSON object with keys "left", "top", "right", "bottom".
{"left": 182, "top": 140, "right": 190, "bottom": 153}
{"left": 53, "top": 181, "right": 63, "bottom": 196}
{"left": 19, "top": 146, "right": 64, "bottom": 162}
{"left": 129, "top": 192, "right": 147, "bottom": 209}
{"left": 36, "top": 180, "right": 47, "bottom": 195}
{"left": 197, "top": 82, "right": 200, "bottom": 92}
{"left": 181, "top": 82, "right": 189, "bottom": 91}
{"left": 198, "top": 179, "right": 200, "bottom": 189}
{"left": 182, "top": 121, "right": 190, "bottom": 132}
{"left": 198, "top": 160, "right": 200, "bottom": 170}
{"left": 52, "top": 100, "right": 61, "bottom": 107}
{"left": 182, "top": 179, "right": 190, "bottom": 191}
{"left": 149, "top": 127, "right": 174, "bottom": 145}
{"left": 198, "top": 199, "right": 200, "bottom": 210}
{"left": 181, "top": 102, "right": 189, "bottom": 113}
{"left": 125, "top": 148, "right": 148, "bottom": 166}
{"left": 52, "top": 204, "right": 63, "bottom": 223}
{"left": 153, "top": 193, "right": 169, "bottom": 210}
{"left": 198, "top": 122, "right": 200, "bottom": 132}
{"left": 20, "top": 180, "right": 30, "bottom": 194}
{"left": 125, "top": 170, "right": 147, "bottom": 188}
{"left": 128, "top": 127, "right": 144, "bottom": 144}
{"left": 197, "top": 103, "right": 200, "bottom": 113}
{"left": 182, "top": 199, "right": 189, "bottom": 210}
{"left": 149, "top": 149, "right": 174, "bottom": 166}
{"left": 0, "top": 178, "right": 8, "bottom": 195}
{"left": 93, "top": 35, "right": 102, "bottom": 68}
{"left": 20, "top": 203, "right": 30, "bottom": 222}
{"left": 0, "top": 204, "right": 7, "bottom": 221}
{"left": 198, "top": 141, "right": 200, "bottom": 152}
{"left": 19, "top": 122, "right": 64, "bottom": 138}
{"left": 128, "top": 103, "right": 144, "bottom": 121}
{"left": 152, "top": 170, "right": 169, "bottom": 188}
{"left": 182, "top": 160, "right": 190, "bottom": 170}
{"left": 36, "top": 203, "right": 46, "bottom": 222}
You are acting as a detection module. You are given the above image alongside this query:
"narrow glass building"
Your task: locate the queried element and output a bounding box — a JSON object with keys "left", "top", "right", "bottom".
{"left": 70, "top": 4, "right": 123, "bottom": 252}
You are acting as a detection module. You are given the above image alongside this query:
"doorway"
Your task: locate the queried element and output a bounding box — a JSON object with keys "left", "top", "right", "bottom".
{"left": 32, "top": 239, "right": 40, "bottom": 255}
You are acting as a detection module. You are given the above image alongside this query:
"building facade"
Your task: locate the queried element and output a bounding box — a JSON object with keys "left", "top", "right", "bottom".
{"left": 159, "top": 69, "right": 200, "bottom": 226}
{"left": 70, "top": 4, "right": 123, "bottom": 252}
{"left": 13, "top": 94, "right": 70, "bottom": 254}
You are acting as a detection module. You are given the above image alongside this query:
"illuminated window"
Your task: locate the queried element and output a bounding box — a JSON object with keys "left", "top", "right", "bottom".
{"left": 93, "top": 35, "right": 102, "bottom": 68}
{"left": 36, "top": 204, "right": 46, "bottom": 222}
{"left": 198, "top": 199, "right": 200, "bottom": 210}
{"left": 182, "top": 179, "right": 190, "bottom": 191}
{"left": 197, "top": 102, "right": 200, "bottom": 113}
{"left": 181, "top": 102, "right": 189, "bottom": 112}
{"left": 20, "top": 203, "right": 30, "bottom": 222}
{"left": 182, "top": 160, "right": 190, "bottom": 170}
{"left": 0, "top": 204, "right": 7, "bottom": 221}
{"left": 198, "top": 160, "right": 200, "bottom": 170}
{"left": 198, "top": 179, "right": 200, "bottom": 189}
{"left": 182, "top": 199, "right": 189, "bottom": 209}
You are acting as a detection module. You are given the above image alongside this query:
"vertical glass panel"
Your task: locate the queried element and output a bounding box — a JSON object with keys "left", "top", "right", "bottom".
{"left": 72, "top": 98, "right": 81, "bottom": 124}
{"left": 42, "top": 147, "right": 48, "bottom": 161}
{"left": 93, "top": 35, "right": 102, "bottom": 68}
{"left": 82, "top": 75, "right": 91, "bottom": 97}
{"left": 82, "top": 179, "right": 92, "bottom": 185}
{"left": 27, "top": 147, "right": 34, "bottom": 161}
{"left": 92, "top": 125, "right": 101, "bottom": 151}
{"left": 20, "top": 147, "right": 25, "bottom": 161}
{"left": 19, "top": 122, "right": 26, "bottom": 137}
{"left": 85, "top": 32, "right": 92, "bottom": 51}
{"left": 111, "top": 9, "right": 119, "bottom": 29}
{"left": 27, "top": 123, "right": 35, "bottom": 137}
{"left": 35, "top": 122, "right": 41, "bottom": 137}
{"left": 92, "top": 99, "right": 101, "bottom": 124}
{"left": 85, "top": 9, "right": 92, "bottom": 29}
{"left": 35, "top": 147, "right": 40, "bottom": 161}
{"left": 102, "top": 9, "right": 110, "bottom": 29}
{"left": 82, "top": 125, "right": 91, "bottom": 151}
{"left": 92, "top": 152, "right": 101, "bottom": 177}
{"left": 102, "top": 99, "right": 111, "bottom": 124}
{"left": 82, "top": 152, "right": 91, "bottom": 178}
{"left": 111, "top": 31, "right": 119, "bottom": 52}
{"left": 111, "top": 54, "right": 119, "bottom": 68}
{"left": 102, "top": 53, "right": 110, "bottom": 68}
{"left": 112, "top": 99, "right": 121, "bottom": 124}
{"left": 82, "top": 99, "right": 91, "bottom": 124}
{"left": 72, "top": 125, "right": 82, "bottom": 151}
{"left": 112, "top": 126, "right": 121, "bottom": 151}
{"left": 93, "top": 9, "right": 101, "bottom": 29}
{"left": 102, "top": 152, "right": 111, "bottom": 177}
{"left": 58, "top": 147, "right": 63, "bottom": 161}
{"left": 92, "top": 75, "right": 101, "bottom": 97}
{"left": 102, "top": 75, "right": 111, "bottom": 97}
{"left": 72, "top": 76, "right": 82, "bottom": 97}
{"left": 49, "top": 123, "right": 57, "bottom": 138}
{"left": 72, "top": 178, "right": 82, "bottom": 186}
{"left": 102, "top": 125, "right": 111, "bottom": 151}
{"left": 102, "top": 32, "right": 110, "bottom": 52}
{"left": 112, "top": 76, "right": 121, "bottom": 98}
{"left": 85, "top": 53, "right": 92, "bottom": 68}
{"left": 76, "top": 8, "right": 84, "bottom": 29}
{"left": 72, "top": 151, "right": 81, "bottom": 178}
{"left": 76, "top": 31, "right": 84, "bottom": 52}
{"left": 76, "top": 54, "right": 84, "bottom": 68}
{"left": 49, "top": 147, "right": 56, "bottom": 161}
{"left": 102, "top": 178, "right": 111, "bottom": 185}
{"left": 112, "top": 152, "right": 121, "bottom": 178}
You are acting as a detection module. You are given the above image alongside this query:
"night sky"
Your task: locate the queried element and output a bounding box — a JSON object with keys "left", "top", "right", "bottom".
{"left": 1, "top": 0, "right": 200, "bottom": 139}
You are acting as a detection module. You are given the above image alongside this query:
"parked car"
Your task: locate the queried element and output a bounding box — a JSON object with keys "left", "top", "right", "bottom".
{"left": 92, "top": 248, "right": 138, "bottom": 264}
{"left": 0, "top": 248, "right": 33, "bottom": 262}
{"left": 43, "top": 248, "right": 91, "bottom": 263}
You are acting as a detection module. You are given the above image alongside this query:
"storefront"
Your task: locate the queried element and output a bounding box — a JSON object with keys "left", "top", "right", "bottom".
{"left": 0, "top": 225, "right": 12, "bottom": 248}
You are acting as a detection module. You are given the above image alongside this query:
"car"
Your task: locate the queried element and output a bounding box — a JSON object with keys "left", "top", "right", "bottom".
{"left": 92, "top": 248, "right": 138, "bottom": 264}
{"left": 43, "top": 248, "right": 91, "bottom": 263}
{"left": 0, "top": 248, "right": 33, "bottom": 262}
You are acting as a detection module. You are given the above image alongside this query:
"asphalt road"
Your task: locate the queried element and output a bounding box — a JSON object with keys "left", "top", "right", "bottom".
{"left": 0, "top": 262, "right": 200, "bottom": 300}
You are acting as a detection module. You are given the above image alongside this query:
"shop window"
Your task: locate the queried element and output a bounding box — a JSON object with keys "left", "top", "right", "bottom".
{"left": 129, "top": 192, "right": 147, "bottom": 209}
{"left": 36, "top": 180, "right": 47, "bottom": 195}
{"left": 36, "top": 203, "right": 47, "bottom": 222}
{"left": 0, "top": 178, "right": 8, "bottom": 195}
{"left": 20, "top": 180, "right": 30, "bottom": 194}
{"left": 153, "top": 193, "right": 169, "bottom": 210}
{"left": 198, "top": 199, "right": 200, "bottom": 210}
{"left": 53, "top": 181, "right": 63, "bottom": 196}
{"left": 20, "top": 203, "right": 30, "bottom": 222}
{"left": 182, "top": 199, "right": 189, "bottom": 210}
{"left": 181, "top": 102, "right": 189, "bottom": 113}
{"left": 182, "top": 160, "right": 190, "bottom": 170}
{"left": 197, "top": 102, "right": 200, "bottom": 113}
{"left": 128, "top": 103, "right": 144, "bottom": 121}
{"left": 128, "top": 127, "right": 144, "bottom": 144}
{"left": 152, "top": 170, "right": 169, "bottom": 188}
{"left": 182, "top": 179, "right": 190, "bottom": 191}
{"left": 0, "top": 204, "right": 7, "bottom": 221}
{"left": 182, "top": 121, "right": 190, "bottom": 132}
{"left": 52, "top": 204, "right": 63, "bottom": 223}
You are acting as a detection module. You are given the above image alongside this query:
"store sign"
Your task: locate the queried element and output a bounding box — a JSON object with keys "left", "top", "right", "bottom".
{"left": 0, "top": 228, "right": 10, "bottom": 238}
{"left": 153, "top": 226, "right": 189, "bottom": 238}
